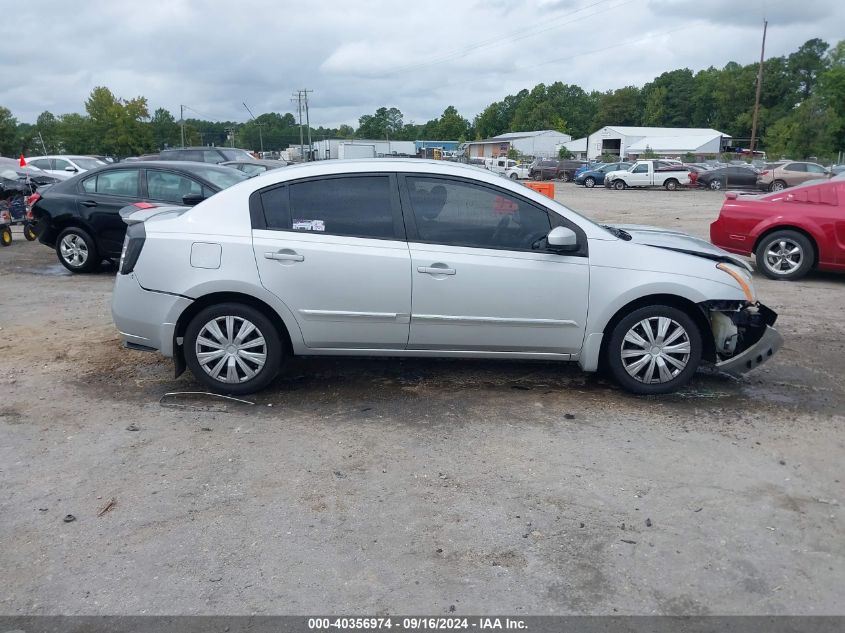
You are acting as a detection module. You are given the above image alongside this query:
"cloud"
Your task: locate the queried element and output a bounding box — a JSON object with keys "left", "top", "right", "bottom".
{"left": 1, "top": 0, "right": 843, "bottom": 130}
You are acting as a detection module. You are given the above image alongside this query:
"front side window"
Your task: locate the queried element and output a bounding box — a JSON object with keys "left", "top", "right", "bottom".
{"left": 146, "top": 170, "right": 202, "bottom": 203}
{"left": 90, "top": 169, "right": 140, "bottom": 197}
{"left": 405, "top": 176, "right": 551, "bottom": 251}
{"left": 633, "top": 164, "right": 649, "bottom": 174}
{"left": 267, "top": 176, "right": 397, "bottom": 239}
{"left": 203, "top": 150, "right": 223, "bottom": 163}
{"left": 241, "top": 163, "right": 267, "bottom": 176}
{"left": 806, "top": 163, "right": 827, "bottom": 174}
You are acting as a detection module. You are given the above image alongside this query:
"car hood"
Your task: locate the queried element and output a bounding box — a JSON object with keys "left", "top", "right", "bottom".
{"left": 610, "top": 223, "right": 752, "bottom": 271}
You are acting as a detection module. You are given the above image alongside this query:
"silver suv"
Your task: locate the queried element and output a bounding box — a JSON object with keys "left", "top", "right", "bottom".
{"left": 112, "top": 159, "right": 782, "bottom": 395}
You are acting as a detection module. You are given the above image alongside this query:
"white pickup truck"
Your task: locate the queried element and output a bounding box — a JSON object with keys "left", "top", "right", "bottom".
{"left": 604, "top": 160, "right": 690, "bottom": 191}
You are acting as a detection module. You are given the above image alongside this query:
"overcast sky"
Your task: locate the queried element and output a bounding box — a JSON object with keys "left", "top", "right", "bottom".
{"left": 2, "top": 0, "right": 843, "bottom": 127}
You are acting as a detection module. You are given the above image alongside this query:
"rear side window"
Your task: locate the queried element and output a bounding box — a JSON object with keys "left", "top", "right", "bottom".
{"left": 785, "top": 163, "right": 806, "bottom": 172}
{"left": 81, "top": 169, "right": 140, "bottom": 197}
{"left": 261, "top": 176, "right": 397, "bottom": 239}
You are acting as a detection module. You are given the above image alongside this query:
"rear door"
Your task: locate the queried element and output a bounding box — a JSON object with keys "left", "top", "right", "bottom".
{"left": 252, "top": 173, "right": 412, "bottom": 349}
{"left": 400, "top": 175, "right": 589, "bottom": 354}
{"left": 77, "top": 167, "right": 141, "bottom": 256}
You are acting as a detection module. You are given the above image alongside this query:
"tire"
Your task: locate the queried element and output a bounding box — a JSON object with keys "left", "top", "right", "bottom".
{"left": 606, "top": 304, "right": 702, "bottom": 395}
{"left": 613, "top": 179, "right": 626, "bottom": 190}
{"left": 755, "top": 229, "right": 814, "bottom": 281}
{"left": 509, "top": 173, "right": 518, "bottom": 180}
{"left": 584, "top": 177, "right": 596, "bottom": 188}
{"left": 1, "top": 227, "right": 11, "bottom": 247}
{"left": 770, "top": 180, "right": 787, "bottom": 192}
{"left": 559, "top": 171, "right": 570, "bottom": 182}
{"left": 23, "top": 223, "right": 37, "bottom": 241}
{"left": 56, "top": 226, "right": 99, "bottom": 273}
{"left": 664, "top": 179, "right": 679, "bottom": 191}
{"left": 184, "top": 302, "right": 283, "bottom": 395}
{"left": 709, "top": 179, "right": 724, "bottom": 191}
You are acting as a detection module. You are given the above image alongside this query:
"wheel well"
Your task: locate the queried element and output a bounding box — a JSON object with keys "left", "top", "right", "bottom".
{"left": 598, "top": 294, "right": 716, "bottom": 368}
{"left": 41, "top": 217, "right": 94, "bottom": 247}
{"left": 175, "top": 292, "right": 294, "bottom": 355}
{"left": 753, "top": 226, "right": 818, "bottom": 267}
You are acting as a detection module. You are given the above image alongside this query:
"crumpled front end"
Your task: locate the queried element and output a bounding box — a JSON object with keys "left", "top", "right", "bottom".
{"left": 703, "top": 301, "right": 783, "bottom": 376}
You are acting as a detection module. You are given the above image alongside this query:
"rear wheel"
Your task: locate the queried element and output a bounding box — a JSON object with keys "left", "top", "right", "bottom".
{"left": 584, "top": 177, "right": 596, "bottom": 188}
{"left": 613, "top": 179, "right": 626, "bottom": 190}
{"left": 56, "top": 227, "right": 99, "bottom": 273}
{"left": 606, "top": 305, "right": 702, "bottom": 395}
{"left": 755, "top": 230, "right": 814, "bottom": 281}
{"left": 23, "top": 223, "right": 37, "bottom": 241}
{"left": 184, "top": 303, "right": 283, "bottom": 395}
{"left": 770, "top": 180, "right": 787, "bottom": 192}
{"left": 1, "top": 227, "right": 11, "bottom": 247}
{"left": 664, "top": 178, "right": 679, "bottom": 191}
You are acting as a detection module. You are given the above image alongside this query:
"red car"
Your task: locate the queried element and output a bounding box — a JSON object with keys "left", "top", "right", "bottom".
{"left": 710, "top": 178, "right": 845, "bottom": 280}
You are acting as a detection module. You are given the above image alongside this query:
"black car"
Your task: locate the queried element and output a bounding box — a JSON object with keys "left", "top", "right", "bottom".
{"left": 31, "top": 161, "right": 247, "bottom": 272}
{"left": 697, "top": 166, "right": 759, "bottom": 190}
{"left": 159, "top": 147, "right": 256, "bottom": 164}
{"left": 220, "top": 159, "right": 288, "bottom": 176}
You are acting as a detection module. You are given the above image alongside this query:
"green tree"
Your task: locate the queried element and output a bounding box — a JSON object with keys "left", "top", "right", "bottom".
{"left": 150, "top": 108, "right": 180, "bottom": 149}
{"left": 788, "top": 38, "right": 830, "bottom": 98}
{"left": 558, "top": 147, "right": 574, "bottom": 159}
{"left": 433, "top": 106, "right": 470, "bottom": 139}
{"left": 0, "top": 106, "right": 19, "bottom": 156}
{"left": 592, "top": 86, "right": 642, "bottom": 129}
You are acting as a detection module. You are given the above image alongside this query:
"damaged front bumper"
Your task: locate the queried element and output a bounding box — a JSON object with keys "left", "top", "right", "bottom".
{"left": 705, "top": 302, "right": 783, "bottom": 376}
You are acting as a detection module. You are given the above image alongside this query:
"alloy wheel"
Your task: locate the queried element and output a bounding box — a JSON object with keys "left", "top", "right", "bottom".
{"left": 195, "top": 315, "right": 268, "bottom": 384}
{"left": 59, "top": 234, "right": 89, "bottom": 267}
{"left": 763, "top": 239, "right": 803, "bottom": 276}
{"left": 620, "top": 316, "right": 691, "bottom": 384}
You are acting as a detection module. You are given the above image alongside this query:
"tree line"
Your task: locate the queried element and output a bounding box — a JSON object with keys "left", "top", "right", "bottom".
{"left": 0, "top": 38, "right": 842, "bottom": 161}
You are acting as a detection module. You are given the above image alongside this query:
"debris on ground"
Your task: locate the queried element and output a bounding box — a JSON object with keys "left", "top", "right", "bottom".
{"left": 126, "top": 424, "right": 139, "bottom": 431}
{"left": 63, "top": 514, "right": 76, "bottom": 523}
{"left": 646, "top": 518, "right": 653, "bottom": 527}
{"left": 97, "top": 498, "right": 117, "bottom": 517}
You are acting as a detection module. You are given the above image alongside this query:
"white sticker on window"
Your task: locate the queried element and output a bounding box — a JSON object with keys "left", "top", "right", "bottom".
{"left": 292, "top": 219, "right": 325, "bottom": 232}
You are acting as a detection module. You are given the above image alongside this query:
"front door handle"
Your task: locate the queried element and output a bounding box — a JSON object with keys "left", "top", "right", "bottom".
{"left": 417, "top": 265, "right": 455, "bottom": 275}
{"left": 265, "top": 251, "right": 304, "bottom": 262}
{"left": 81, "top": 200, "right": 98, "bottom": 207}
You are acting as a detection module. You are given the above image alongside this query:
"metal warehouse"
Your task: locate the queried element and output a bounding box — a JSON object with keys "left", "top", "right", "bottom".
{"left": 573, "top": 126, "right": 730, "bottom": 161}
{"left": 312, "top": 139, "right": 417, "bottom": 160}
{"left": 463, "top": 130, "right": 572, "bottom": 159}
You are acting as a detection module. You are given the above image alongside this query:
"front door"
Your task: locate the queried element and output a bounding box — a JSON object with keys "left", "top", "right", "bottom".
{"left": 627, "top": 163, "right": 651, "bottom": 186}
{"left": 252, "top": 173, "right": 412, "bottom": 349}
{"left": 400, "top": 175, "right": 589, "bottom": 354}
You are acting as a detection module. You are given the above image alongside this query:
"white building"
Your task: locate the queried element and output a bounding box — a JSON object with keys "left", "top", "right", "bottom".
{"left": 313, "top": 139, "right": 417, "bottom": 160}
{"left": 560, "top": 137, "right": 588, "bottom": 160}
{"left": 464, "top": 130, "right": 571, "bottom": 159}
{"left": 582, "top": 126, "right": 729, "bottom": 161}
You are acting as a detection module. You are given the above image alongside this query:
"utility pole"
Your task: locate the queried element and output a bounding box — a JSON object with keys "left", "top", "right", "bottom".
{"left": 303, "top": 89, "right": 313, "bottom": 161}
{"left": 180, "top": 105, "right": 186, "bottom": 148}
{"left": 749, "top": 20, "right": 768, "bottom": 156}
{"left": 242, "top": 102, "right": 266, "bottom": 154}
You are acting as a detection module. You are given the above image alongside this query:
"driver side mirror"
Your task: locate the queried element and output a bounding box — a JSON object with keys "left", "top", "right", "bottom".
{"left": 182, "top": 193, "right": 205, "bottom": 206}
{"left": 64, "top": 166, "right": 78, "bottom": 172}
{"left": 546, "top": 226, "right": 578, "bottom": 251}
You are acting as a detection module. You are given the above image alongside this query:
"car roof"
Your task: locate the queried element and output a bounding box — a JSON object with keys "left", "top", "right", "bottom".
{"left": 25, "top": 155, "right": 99, "bottom": 160}
{"left": 221, "top": 159, "right": 286, "bottom": 166}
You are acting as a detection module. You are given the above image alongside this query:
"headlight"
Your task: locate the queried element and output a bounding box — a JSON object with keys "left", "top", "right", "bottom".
{"left": 716, "top": 262, "right": 755, "bottom": 302}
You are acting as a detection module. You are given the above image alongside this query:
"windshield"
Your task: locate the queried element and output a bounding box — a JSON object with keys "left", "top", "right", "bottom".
{"left": 190, "top": 166, "right": 248, "bottom": 189}
{"left": 73, "top": 158, "right": 106, "bottom": 170}
{"left": 220, "top": 149, "right": 255, "bottom": 161}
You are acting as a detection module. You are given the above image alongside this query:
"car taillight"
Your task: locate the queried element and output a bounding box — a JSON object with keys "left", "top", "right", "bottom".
{"left": 119, "top": 222, "right": 146, "bottom": 274}
{"left": 133, "top": 201, "right": 156, "bottom": 209}
{"left": 0, "top": 210, "right": 9, "bottom": 223}
{"left": 27, "top": 193, "right": 41, "bottom": 205}
{"left": 760, "top": 170, "right": 769, "bottom": 176}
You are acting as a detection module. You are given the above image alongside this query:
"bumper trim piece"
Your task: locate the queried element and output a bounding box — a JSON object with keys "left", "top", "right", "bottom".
{"left": 714, "top": 325, "right": 783, "bottom": 376}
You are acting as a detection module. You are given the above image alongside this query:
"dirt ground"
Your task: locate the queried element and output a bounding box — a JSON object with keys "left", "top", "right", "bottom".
{"left": 0, "top": 185, "right": 842, "bottom": 615}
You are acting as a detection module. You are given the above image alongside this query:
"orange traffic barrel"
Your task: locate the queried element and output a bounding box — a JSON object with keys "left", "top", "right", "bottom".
{"left": 524, "top": 182, "right": 555, "bottom": 199}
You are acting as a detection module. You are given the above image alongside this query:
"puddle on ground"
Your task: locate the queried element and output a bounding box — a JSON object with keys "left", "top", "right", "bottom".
{"left": 15, "top": 263, "right": 71, "bottom": 276}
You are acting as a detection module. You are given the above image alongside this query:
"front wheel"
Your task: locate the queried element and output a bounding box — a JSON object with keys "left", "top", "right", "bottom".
{"left": 606, "top": 305, "right": 702, "bottom": 395}
{"left": 184, "top": 303, "right": 283, "bottom": 395}
{"left": 559, "top": 171, "right": 570, "bottom": 182}
{"left": 709, "top": 179, "right": 723, "bottom": 190}
{"left": 509, "top": 173, "right": 518, "bottom": 180}
{"left": 755, "top": 230, "right": 814, "bottom": 281}
{"left": 584, "top": 177, "right": 596, "bottom": 188}
{"left": 613, "top": 179, "right": 626, "bottom": 190}
{"left": 1, "top": 226, "right": 11, "bottom": 247}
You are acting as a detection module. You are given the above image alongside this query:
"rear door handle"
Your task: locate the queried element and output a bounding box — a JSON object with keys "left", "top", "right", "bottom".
{"left": 264, "top": 251, "right": 304, "bottom": 262}
{"left": 81, "top": 200, "right": 98, "bottom": 207}
{"left": 417, "top": 265, "right": 455, "bottom": 275}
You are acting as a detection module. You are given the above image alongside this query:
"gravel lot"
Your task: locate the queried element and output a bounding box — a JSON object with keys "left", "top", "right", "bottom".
{"left": 1, "top": 184, "right": 842, "bottom": 615}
